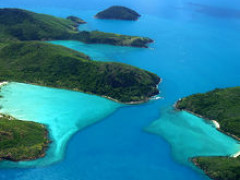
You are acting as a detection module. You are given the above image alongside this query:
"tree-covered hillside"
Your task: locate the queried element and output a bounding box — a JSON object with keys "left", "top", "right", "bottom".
{"left": 0, "top": 8, "right": 152, "bottom": 48}
{"left": 0, "top": 42, "right": 160, "bottom": 103}
{"left": 0, "top": 114, "right": 49, "bottom": 161}
{"left": 176, "top": 87, "right": 240, "bottom": 139}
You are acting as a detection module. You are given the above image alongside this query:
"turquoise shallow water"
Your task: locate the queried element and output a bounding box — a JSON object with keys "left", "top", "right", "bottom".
{"left": 0, "top": 83, "right": 121, "bottom": 167}
{"left": 0, "top": 0, "right": 240, "bottom": 179}
{"left": 146, "top": 107, "right": 240, "bottom": 165}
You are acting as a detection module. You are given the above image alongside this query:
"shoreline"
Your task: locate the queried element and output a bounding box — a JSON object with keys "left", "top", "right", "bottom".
{"left": 174, "top": 99, "right": 240, "bottom": 160}
{"left": 174, "top": 99, "right": 240, "bottom": 142}
{"left": 4, "top": 77, "right": 161, "bottom": 106}
{"left": 103, "top": 81, "right": 162, "bottom": 105}
{"left": 0, "top": 81, "right": 8, "bottom": 87}
{"left": 0, "top": 113, "right": 50, "bottom": 162}
{"left": 212, "top": 120, "right": 220, "bottom": 129}
{"left": 231, "top": 151, "right": 240, "bottom": 158}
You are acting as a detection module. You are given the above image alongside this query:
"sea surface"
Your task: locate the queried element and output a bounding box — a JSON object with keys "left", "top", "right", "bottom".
{"left": 0, "top": 0, "right": 240, "bottom": 179}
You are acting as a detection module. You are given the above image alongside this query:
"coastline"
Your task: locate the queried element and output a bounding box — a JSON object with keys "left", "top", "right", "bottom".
{"left": 0, "top": 81, "right": 8, "bottom": 87}
{"left": 231, "top": 151, "right": 240, "bottom": 158}
{"left": 174, "top": 99, "right": 240, "bottom": 160}
{"left": 212, "top": 120, "right": 220, "bottom": 129}
{"left": 2, "top": 76, "right": 161, "bottom": 105}
{"left": 174, "top": 99, "right": 240, "bottom": 142}
{"left": 0, "top": 113, "right": 50, "bottom": 162}
{"left": 191, "top": 158, "right": 214, "bottom": 180}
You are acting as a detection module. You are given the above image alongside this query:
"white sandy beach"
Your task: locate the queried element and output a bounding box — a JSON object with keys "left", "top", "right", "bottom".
{"left": 232, "top": 151, "right": 240, "bottom": 158}
{"left": 211, "top": 120, "right": 240, "bottom": 158}
{"left": 0, "top": 81, "right": 8, "bottom": 86}
{"left": 212, "top": 120, "right": 220, "bottom": 129}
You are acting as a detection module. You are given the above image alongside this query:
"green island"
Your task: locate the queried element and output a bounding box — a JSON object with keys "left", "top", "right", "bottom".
{"left": 0, "top": 8, "right": 152, "bottom": 48}
{"left": 176, "top": 87, "right": 240, "bottom": 180}
{"left": 0, "top": 114, "right": 49, "bottom": 161}
{"left": 95, "top": 6, "right": 141, "bottom": 21}
{"left": 0, "top": 8, "right": 160, "bottom": 162}
{"left": 66, "top": 16, "right": 86, "bottom": 25}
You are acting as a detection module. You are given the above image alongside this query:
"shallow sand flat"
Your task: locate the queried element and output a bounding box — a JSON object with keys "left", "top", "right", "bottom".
{"left": 146, "top": 108, "right": 240, "bottom": 164}
{"left": 0, "top": 82, "right": 121, "bottom": 167}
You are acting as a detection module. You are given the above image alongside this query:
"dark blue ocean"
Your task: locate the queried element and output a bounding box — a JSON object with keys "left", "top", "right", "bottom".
{"left": 0, "top": 0, "right": 240, "bottom": 179}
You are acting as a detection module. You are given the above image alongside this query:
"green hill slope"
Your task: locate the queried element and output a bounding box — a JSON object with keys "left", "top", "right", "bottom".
{"left": 0, "top": 42, "right": 160, "bottom": 103}
{"left": 176, "top": 87, "right": 240, "bottom": 139}
{"left": 0, "top": 114, "right": 49, "bottom": 161}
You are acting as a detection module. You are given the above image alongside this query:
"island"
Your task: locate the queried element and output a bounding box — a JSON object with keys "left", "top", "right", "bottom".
{"left": 175, "top": 87, "right": 240, "bottom": 180}
{"left": 95, "top": 6, "right": 141, "bottom": 21}
{"left": 66, "top": 16, "right": 86, "bottom": 25}
{"left": 0, "top": 8, "right": 152, "bottom": 48}
{"left": 0, "top": 114, "right": 49, "bottom": 161}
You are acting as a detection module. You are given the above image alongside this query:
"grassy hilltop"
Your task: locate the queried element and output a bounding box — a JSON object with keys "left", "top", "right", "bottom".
{"left": 176, "top": 87, "right": 240, "bottom": 180}
{"left": 0, "top": 8, "right": 152, "bottom": 48}
{"left": 176, "top": 87, "right": 240, "bottom": 139}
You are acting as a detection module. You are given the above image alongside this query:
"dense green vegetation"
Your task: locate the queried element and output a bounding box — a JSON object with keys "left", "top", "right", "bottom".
{"left": 176, "top": 87, "right": 240, "bottom": 180}
{"left": 0, "top": 114, "right": 49, "bottom": 161}
{"left": 95, "top": 6, "right": 141, "bottom": 20}
{"left": 0, "top": 7, "right": 159, "bottom": 162}
{"left": 176, "top": 87, "right": 240, "bottom": 139}
{"left": 67, "top": 16, "right": 86, "bottom": 25}
{"left": 72, "top": 30, "right": 153, "bottom": 48}
{"left": 0, "top": 8, "right": 152, "bottom": 47}
{"left": 0, "top": 42, "right": 160, "bottom": 103}
{"left": 0, "top": 8, "right": 77, "bottom": 41}
{"left": 193, "top": 157, "right": 240, "bottom": 180}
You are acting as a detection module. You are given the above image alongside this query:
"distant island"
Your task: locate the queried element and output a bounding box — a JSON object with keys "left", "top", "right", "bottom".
{"left": 95, "top": 6, "right": 141, "bottom": 21}
{"left": 176, "top": 87, "right": 240, "bottom": 180}
{"left": 0, "top": 8, "right": 152, "bottom": 48}
{"left": 0, "top": 114, "right": 49, "bottom": 161}
{"left": 67, "top": 16, "right": 86, "bottom": 25}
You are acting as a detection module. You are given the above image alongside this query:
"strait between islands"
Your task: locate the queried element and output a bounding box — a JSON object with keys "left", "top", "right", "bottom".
{"left": 0, "top": 8, "right": 160, "bottom": 161}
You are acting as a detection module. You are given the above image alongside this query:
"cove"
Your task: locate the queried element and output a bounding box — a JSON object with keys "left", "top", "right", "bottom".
{"left": 0, "top": 82, "right": 121, "bottom": 168}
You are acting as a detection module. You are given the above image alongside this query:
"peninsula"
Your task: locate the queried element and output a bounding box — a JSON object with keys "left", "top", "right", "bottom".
{"left": 176, "top": 87, "right": 240, "bottom": 180}
{"left": 0, "top": 114, "right": 49, "bottom": 161}
{"left": 67, "top": 16, "right": 86, "bottom": 25}
{"left": 0, "top": 8, "right": 152, "bottom": 48}
{"left": 95, "top": 6, "right": 141, "bottom": 21}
